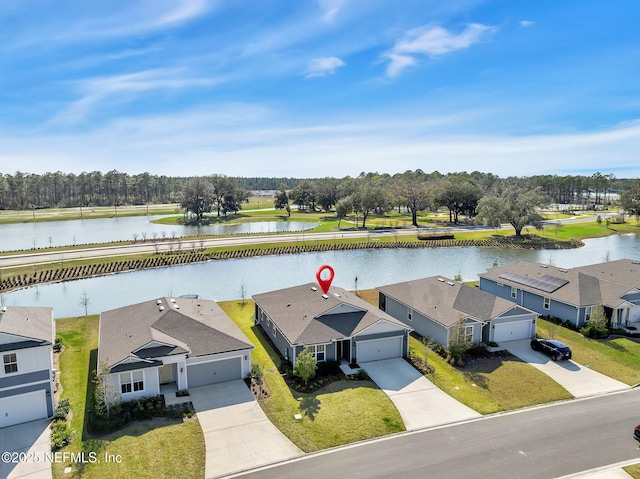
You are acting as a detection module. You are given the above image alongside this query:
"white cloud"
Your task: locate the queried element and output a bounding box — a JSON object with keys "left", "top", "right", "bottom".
{"left": 520, "top": 20, "right": 535, "bottom": 28}
{"left": 384, "top": 23, "right": 496, "bottom": 77}
{"left": 49, "top": 69, "right": 217, "bottom": 126}
{"left": 305, "top": 57, "right": 346, "bottom": 78}
{"left": 318, "top": 0, "right": 347, "bottom": 23}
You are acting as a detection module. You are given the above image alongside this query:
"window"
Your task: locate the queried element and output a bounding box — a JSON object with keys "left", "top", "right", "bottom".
{"left": 120, "top": 371, "right": 144, "bottom": 394}
{"left": 456, "top": 325, "right": 473, "bottom": 344}
{"left": 543, "top": 297, "right": 550, "bottom": 310}
{"left": 272, "top": 322, "right": 276, "bottom": 337}
{"left": 3, "top": 353, "right": 17, "bottom": 374}
{"left": 407, "top": 308, "right": 413, "bottom": 321}
{"left": 379, "top": 294, "right": 386, "bottom": 311}
{"left": 511, "top": 287, "right": 517, "bottom": 299}
{"left": 307, "top": 344, "right": 326, "bottom": 362}
{"left": 585, "top": 306, "right": 593, "bottom": 321}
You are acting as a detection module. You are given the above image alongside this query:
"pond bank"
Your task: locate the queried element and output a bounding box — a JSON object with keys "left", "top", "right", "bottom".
{"left": 0, "top": 238, "right": 582, "bottom": 294}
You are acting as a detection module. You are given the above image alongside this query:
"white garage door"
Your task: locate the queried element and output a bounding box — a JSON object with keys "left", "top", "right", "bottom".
{"left": 494, "top": 321, "right": 533, "bottom": 343}
{"left": 357, "top": 336, "right": 402, "bottom": 363}
{"left": 0, "top": 390, "right": 48, "bottom": 428}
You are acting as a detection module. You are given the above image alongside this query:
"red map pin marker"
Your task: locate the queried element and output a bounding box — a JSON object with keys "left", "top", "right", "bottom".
{"left": 315, "top": 265, "right": 335, "bottom": 294}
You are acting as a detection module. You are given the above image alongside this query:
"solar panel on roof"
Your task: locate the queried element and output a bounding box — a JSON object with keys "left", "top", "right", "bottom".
{"left": 498, "top": 272, "right": 568, "bottom": 293}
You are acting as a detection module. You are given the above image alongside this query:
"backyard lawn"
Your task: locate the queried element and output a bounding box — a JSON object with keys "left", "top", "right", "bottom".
{"left": 53, "top": 316, "right": 205, "bottom": 479}
{"left": 537, "top": 318, "right": 640, "bottom": 385}
{"left": 219, "top": 300, "right": 405, "bottom": 452}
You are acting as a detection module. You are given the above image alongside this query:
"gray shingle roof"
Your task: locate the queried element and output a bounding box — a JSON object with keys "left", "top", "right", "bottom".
{"left": 479, "top": 259, "right": 640, "bottom": 308}
{"left": 377, "top": 276, "right": 520, "bottom": 327}
{"left": 252, "top": 283, "right": 411, "bottom": 345}
{"left": 98, "top": 297, "right": 253, "bottom": 371}
{"left": 0, "top": 306, "right": 53, "bottom": 345}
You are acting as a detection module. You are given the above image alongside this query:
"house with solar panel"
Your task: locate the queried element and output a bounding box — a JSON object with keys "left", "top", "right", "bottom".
{"left": 478, "top": 259, "right": 640, "bottom": 329}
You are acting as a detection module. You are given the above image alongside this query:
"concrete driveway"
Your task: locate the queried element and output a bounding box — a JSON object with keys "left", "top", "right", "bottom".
{"left": 503, "top": 339, "right": 629, "bottom": 398}
{"left": 0, "top": 419, "right": 52, "bottom": 479}
{"left": 359, "top": 358, "right": 481, "bottom": 431}
{"left": 189, "top": 380, "right": 303, "bottom": 479}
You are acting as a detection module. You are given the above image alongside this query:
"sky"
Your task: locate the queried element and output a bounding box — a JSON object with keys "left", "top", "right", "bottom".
{"left": 1, "top": 0, "right": 639, "bottom": 179}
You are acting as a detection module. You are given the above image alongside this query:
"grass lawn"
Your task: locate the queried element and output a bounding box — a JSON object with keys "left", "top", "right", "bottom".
{"left": 53, "top": 316, "right": 205, "bottom": 479}
{"left": 537, "top": 319, "right": 640, "bottom": 385}
{"left": 625, "top": 464, "right": 640, "bottom": 478}
{"left": 218, "top": 300, "right": 405, "bottom": 452}
{"left": 408, "top": 335, "right": 573, "bottom": 414}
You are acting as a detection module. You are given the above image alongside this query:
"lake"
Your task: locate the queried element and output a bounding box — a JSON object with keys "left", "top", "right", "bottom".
{"left": 2, "top": 234, "right": 638, "bottom": 318}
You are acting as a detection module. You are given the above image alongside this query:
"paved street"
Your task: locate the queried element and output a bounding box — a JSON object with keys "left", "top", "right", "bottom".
{"left": 234, "top": 388, "right": 640, "bottom": 479}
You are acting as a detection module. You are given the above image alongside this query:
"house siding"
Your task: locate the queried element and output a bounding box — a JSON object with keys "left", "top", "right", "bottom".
{"left": 480, "top": 278, "right": 581, "bottom": 327}
{"left": 0, "top": 345, "right": 55, "bottom": 418}
{"left": 383, "top": 296, "right": 449, "bottom": 345}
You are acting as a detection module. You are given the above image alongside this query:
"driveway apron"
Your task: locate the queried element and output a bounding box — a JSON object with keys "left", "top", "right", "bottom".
{"left": 360, "top": 358, "right": 481, "bottom": 431}
{"left": 0, "top": 419, "right": 52, "bottom": 479}
{"left": 188, "top": 380, "right": 303, "bottom": 479}
{"left": 503, "top": 339, "right": 629, "bottom": 398}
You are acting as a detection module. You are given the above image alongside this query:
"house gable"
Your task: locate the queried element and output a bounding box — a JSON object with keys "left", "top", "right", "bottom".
{"left": 356, "top": 318, "right": 410, "bottom": 336}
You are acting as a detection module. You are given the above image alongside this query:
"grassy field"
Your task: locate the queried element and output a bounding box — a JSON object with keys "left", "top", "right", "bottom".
{"left": 218, "top": 299, "right": 406, "bottom": 452}
{"left": 53, "top": 316, "right": 205, "bottom": 479}
{"left": 537, "top": 318, "right": 640, "bottom": 385}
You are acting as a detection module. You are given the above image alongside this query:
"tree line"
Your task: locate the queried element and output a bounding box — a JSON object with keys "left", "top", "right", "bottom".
{"left": 2, "top": 170, "right": 639, "bottom": 232}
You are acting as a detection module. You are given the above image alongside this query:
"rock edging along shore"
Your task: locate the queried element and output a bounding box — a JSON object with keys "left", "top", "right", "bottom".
{"left": 0, "top": 238, "right": 583, "bottom": 293}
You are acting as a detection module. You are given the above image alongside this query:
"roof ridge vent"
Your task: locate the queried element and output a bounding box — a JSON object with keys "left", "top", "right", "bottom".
{"left": 437, "top": 278, "right": 445, "bottom": 282}
{"left": 446, "top": 281, "right": 455, "bottom": 286}
{"left": 322, "top": 294, "right": 329, "bottom": 299}
{"left": 540, "top": 264, "right": 548, "bottom": 268}
{"left": 559, "top": 269, "right": 568, "bottom": 273}
{"left": 156, "top": 300, "right": 162, "bottom": 305}
{"left": 158, "top": 306, "right": 165, "bottom": 311}
{"left": 311, "top": 286, "right": 318, "bottom": 291}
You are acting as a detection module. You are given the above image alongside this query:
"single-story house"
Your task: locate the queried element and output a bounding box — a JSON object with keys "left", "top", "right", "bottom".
{"left": 478, "top": 258, "right": 640, "bottom": 328}
{"left": 252, "top": 283, "right": 412, "bottom": 365}
{"left": 0, "top": 306, "right": 55, "bottom": 428}
{"left": 377, "top": 276, "right": 538, "bottom": 346}
{"left": 98, "top": 297, "right": 254, "bottom": 402}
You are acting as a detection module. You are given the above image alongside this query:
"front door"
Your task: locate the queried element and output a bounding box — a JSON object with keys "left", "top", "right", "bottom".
{"left": 159, "top": 364, "right": 174, "bottom": 384}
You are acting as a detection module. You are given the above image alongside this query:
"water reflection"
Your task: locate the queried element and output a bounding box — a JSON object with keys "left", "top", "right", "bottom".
{"left": 2, "top": 234, "right": 638, "bottom": 318}
{"left": 0, "top": 217, "right": 319, "bottom": 252}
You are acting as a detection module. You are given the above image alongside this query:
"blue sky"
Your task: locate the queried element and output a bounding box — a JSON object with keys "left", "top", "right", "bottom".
{"left": 1, "top": 0, "right": 639, "bottom": 178}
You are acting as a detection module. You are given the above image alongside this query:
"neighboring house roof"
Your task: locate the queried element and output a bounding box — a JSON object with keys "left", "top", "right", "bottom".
{"left": 98, "top": 297, "right": 253, "bottom": 372}
{"left": 479, "top": 259, "right": 640, "bottom": 308}
{"left": 252, "top": 283, "right": 411, "bottom": 345}
{"left": 0, "top": 306, "right": 54, "bottom": 350}
{"left": 377, "top": 276, "right": 525, "bottom": 328}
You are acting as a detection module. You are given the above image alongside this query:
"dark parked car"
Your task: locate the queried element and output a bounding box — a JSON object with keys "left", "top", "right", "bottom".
{"left": 634, "top": 425, "right": 640, "bottom": 443}
{"left": 530, "top": 338, "right": 572, "bottom": 361}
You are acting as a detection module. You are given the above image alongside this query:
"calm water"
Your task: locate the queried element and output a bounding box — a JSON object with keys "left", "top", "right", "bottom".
{"left": 0, "top": 217, "right": 319, "bottom": 251}
{"left": 2, "top": 234, "right": 638, "bottom": 318}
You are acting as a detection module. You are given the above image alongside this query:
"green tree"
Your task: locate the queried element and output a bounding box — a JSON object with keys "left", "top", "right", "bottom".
{"left": 580, "top": 305, "right": 609, "bottom": 339}
{"left": 181, "top": 177, "right": 215, "bottom": 221}
{"left": 93, "top": 361, "right": 119, "bottom": 419}
{"left": 433, "top": 177, "right": 482, "bottom": 224}
{"left": 394, "top": 170, "right": 434, "bottom": 227}
{"left": 476, "top": 178, "right": 549, "bottom": 237}
{"left": 294, "top": 347, "right": 317, "bottom": 385}
{"left": 620, "top": 179, "right": 640, "bottom": 219}
{"left": 448, "top": 317, "right": 472, "bottom": 363}
{"left": 274, "top": 184, "right": 291, "bottom": 216}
